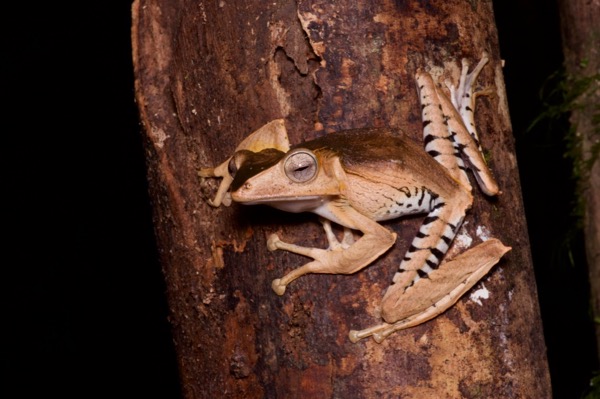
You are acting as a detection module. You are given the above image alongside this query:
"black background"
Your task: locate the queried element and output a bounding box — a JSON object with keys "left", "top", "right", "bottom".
{"left": 5, "top": 1, "right": 597, "bottom": 398}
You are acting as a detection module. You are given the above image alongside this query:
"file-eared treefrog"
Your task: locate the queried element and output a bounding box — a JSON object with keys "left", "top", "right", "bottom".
{"left": 200, "top": 54, "right": 510, "bottom": 342}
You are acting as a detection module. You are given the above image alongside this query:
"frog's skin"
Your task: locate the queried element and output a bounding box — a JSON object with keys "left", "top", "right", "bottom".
{"left": 200, "top": 54, "right": 510, "bottom": 343}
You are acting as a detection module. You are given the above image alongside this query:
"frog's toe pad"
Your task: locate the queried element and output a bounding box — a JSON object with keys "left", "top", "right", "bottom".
{"left": 348, "top": 330, "right": 361, "bottom": 343}
{"left": 267, "top": 234, "right": 281, "bottom": 251}
{"left": 272, "top": 279, "right": 286, "bottom": 295}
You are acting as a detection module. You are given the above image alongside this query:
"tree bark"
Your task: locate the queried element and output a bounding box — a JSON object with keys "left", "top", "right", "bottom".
{"left": 132, "top": 1, "right": 551, "bottom": 397}
{"left": 557, "top": 0, "right": 600, "bottom": 361}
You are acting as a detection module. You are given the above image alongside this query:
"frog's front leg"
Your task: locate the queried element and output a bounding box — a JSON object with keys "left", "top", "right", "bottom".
{"left": 269, "top": 201, "right": 396, "bottom": 295}
{"left": 318, "top": 217, "right": 355, "bottom": 250}
{"left": 199, "top": 119, "right": 290, "bottom": 207}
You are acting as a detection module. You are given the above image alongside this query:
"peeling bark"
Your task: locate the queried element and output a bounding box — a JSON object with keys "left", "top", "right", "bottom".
{"left": 132, "top": 1, "right": 551, "bottom": 397}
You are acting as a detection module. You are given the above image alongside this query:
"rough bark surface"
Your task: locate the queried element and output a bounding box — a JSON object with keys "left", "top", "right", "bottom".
{"left": 558, "top": 0, "right": 600, "bottom": 360}
{"left": 132, "top": 1, "right": 551, "bottom": 397}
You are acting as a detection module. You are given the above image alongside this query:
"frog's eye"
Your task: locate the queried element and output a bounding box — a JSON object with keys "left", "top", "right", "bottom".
{"left": 229, "top": 151, "right": 250, "bottom": 178}
{"left": 228, "top": 157, "right": 238, "bottom": 177}
{"left": 284, "top": 149, "right": 318, "bottom": 183}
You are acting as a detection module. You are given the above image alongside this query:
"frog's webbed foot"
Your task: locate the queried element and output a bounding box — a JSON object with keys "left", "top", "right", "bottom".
{"left": 445, "top": 53, "right": 492, "bottom": 150}
{"left": 447, "top": 53, "right": 489, "bottom": 108}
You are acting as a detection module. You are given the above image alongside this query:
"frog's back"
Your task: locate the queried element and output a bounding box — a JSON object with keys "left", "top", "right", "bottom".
{"left": 297, "top": 128, "right": 413, "bottom": 163}
{"left": 297, "top": 128, "right": 453, "bottom": 185}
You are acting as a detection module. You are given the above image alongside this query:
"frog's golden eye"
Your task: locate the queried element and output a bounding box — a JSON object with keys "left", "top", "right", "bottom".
{"left": 284, "top": 149, "right": 318, "bottom": 183}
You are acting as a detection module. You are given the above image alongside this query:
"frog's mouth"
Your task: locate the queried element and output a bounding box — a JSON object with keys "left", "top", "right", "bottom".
{"left": 233, "top": 195, "right": 326, "bottom": 213}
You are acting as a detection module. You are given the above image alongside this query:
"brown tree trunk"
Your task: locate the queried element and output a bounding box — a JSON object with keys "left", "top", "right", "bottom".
{"left": 558, "top": 0, "right": 600, "bottom": 361}
{"left": 132, "top": 1, "right": 551, "bottom": 397}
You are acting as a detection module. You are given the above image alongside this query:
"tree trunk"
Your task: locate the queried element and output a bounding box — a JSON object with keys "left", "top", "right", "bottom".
{"left": 132, "top": 1, "right": 551, "bottom": 397}
{"left": 557, "top": 0, "right": 600, "bottom": 362}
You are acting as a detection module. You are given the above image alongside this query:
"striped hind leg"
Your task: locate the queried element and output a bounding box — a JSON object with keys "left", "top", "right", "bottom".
{"left": 417, "top": 56, "right": 500, "bottom": 196}
{"left": 347, "top": 189, "right": 472, "bottom": 343}
{"left": 446, "top": 53, "right": 492, "bottom": 151}
{"left": 381, "top": 186, "right": 473, "bottom": 323}
{"left": 348, "top": 239, "right": 510, "bottom": 343}
{"left": 416, "top": 71, "right": 472, "bottom": 192}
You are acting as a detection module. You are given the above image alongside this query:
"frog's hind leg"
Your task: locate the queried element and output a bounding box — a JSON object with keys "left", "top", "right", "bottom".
{"left": 349, "top": 56, "right": 507, "bottom": 343}
{"left": 348, "top": 238, "right": 510, "bottom": 343}
{"left": 382, "top": 184, "right": 473, "bottom": 322}
{"left": 416, "top": 71, "right": 472, "bottom": 192}
{"left": 417, "top": 55, "right": 500, "bottom": 196}
{"left": 443, "top": 54, "right": 499, "bottom": 196}
{"left": 447, "top": 53, "right": 492, "bottom": 151}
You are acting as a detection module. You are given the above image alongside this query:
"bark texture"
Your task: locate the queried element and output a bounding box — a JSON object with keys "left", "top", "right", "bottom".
{"left": 132, "top": 1, "right": 551, "bottom": 397}
{"left": 558, "top": 0, "right": 600, "bottom": 360}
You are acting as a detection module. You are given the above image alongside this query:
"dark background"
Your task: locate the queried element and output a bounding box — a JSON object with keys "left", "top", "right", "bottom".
{"left": 6, "top": 1, "right": 597, "bottom": 398}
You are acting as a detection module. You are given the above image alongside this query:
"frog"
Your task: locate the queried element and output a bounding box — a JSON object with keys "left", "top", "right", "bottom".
{"left": 199, "top": 54, "right": 510, "bottom": 343}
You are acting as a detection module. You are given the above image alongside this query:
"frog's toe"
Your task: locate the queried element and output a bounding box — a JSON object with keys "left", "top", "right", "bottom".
{"left": 267, "top": 234, "right": 281, "bottom": 251}
{"left": 271, "top": 279, "right": 286, "bottom": 295}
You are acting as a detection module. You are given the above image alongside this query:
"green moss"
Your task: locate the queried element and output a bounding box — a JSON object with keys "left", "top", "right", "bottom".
{"left": 582, "top": 372, "right": 600, "bottom": 399}
{"left": 529, "top": 65, "right": 600, "bottom": 399}
{"left": 528, "top": 67, "right": 600, "bottom": 228}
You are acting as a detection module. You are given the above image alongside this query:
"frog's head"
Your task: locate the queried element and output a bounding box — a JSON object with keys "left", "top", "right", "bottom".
{"left": 229, "top": 147, "right": 343, "bottom": 213}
